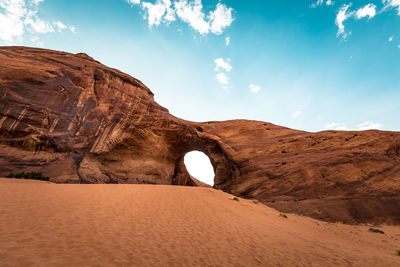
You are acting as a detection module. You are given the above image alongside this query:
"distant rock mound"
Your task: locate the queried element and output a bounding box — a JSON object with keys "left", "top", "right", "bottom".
{"left": 0, "top": 46, "right": 399, "bottom": 224}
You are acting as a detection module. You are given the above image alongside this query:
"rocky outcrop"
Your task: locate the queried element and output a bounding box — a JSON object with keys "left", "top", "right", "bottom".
{"left": 0, "top": 46, "right": 399, "bottom": 224}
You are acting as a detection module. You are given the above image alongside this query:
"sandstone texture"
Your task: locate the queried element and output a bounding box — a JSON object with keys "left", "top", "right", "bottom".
{"left": 0, "top": 46, "right": 399, "bottom": 224}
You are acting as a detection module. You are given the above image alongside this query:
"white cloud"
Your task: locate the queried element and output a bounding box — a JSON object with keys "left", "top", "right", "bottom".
{"left": 142, "top": 0, "right": 175, "bottom": 27}
{"left": 0, "top": 0, "right": 26, "bottom": 41}
{"left": 249, "top": 84, "right": 261, "bottom": 94}
{"left": 25, "top": 11, "right": 54, "bottom": 33}
{"left": 311, "top": 0, "right": 324, "bottom": 8}
{"left": 325, "top": 121, "right": 383, "bottom": 131}
{"left": 225, "top": 36, "right": 230, "bottom": 46}
{"left": 53, "top": 20, "right": 66, "bottom": 32}
{"left": 214, "top": 57, "right": 232, "bottom": 88}
{"left": 356, "top": 121, "right": 383, "bottom": 130}
{"left": 214, "top": 57, "right": 232, "bottom": 72}
{"left": 127, "top": 0, "right": 140, "bottom": 4}
{"left": 31, "top": 0, "right": 44, "bottom": 4}
{"left": 69, "top": 25, "right": 76, "bottom": 33}
{"left": 311, "top": 0, "right": 334, "bottom": 8}
{"left": 0, "top": 0, "right": 74, "bottom": 42}
{"left": 292, "top": 110, "right": 303, "bottom": 118}
{"left": 209, "top": 3, "right": 233, "bottom": 34}
{"left": 325, "top": 122, "right": 338, "bottom": 129}
{"left": 325, "top": 122, "right": 350, "bottom": 130}
{"left": 335, "top": 4, "right": 353, "bottom": 39}
{"left": 174, "top": 0, "right": 210, "bottom": 34}
{"left": 383, "top": 0, "right": 400, "bottom": 15}
{"left": 129, "top": 0, "right": 234, "bottom": 35}
{"left": 355, "top": 4, "right": 376, "bottom": 20}
{"left": 332, "top": 2, "right": 400, "bottom": 40}
{"left": 216, "top": 72, "right": 229, "bottom": 85}
{"left": 398, "top": 44, "right": 400, "bottom": 48}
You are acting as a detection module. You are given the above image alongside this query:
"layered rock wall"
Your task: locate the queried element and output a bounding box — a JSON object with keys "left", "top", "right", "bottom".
{"left": 1, "top": 47, "right": 399, "bottom": 224}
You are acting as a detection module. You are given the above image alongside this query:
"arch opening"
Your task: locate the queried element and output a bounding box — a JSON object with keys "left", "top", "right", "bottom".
{"left": 184, "top": 151, "right": 215, "bottom": 186}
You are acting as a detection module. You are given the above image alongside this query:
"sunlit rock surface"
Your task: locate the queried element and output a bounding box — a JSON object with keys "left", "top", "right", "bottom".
{"left": 0, "top": 46, "right": 399, "bottom": 224}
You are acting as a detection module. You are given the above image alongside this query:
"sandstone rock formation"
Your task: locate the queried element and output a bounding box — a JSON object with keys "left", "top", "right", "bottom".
{"left": 0, "top": 46, "right": 399, "bottom": 224}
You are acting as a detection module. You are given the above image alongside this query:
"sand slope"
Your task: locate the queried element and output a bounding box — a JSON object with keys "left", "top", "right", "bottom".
{"left": 0, "top": 179, "right": 399, "bottom": 266}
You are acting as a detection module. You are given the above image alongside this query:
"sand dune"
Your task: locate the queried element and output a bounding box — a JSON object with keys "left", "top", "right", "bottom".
{"left": 0, "top": 179, "right": 399, "bottom": 266}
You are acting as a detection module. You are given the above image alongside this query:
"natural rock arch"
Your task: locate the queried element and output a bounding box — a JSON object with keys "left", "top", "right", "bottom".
{"left": 1, "top": 46, "right": 400, "bottom": 224}
{"left": 182, "top": 151, "right": 215, "bottom": 186}
{"left": 172, "top": 143, "right": 239, "bottom": 191}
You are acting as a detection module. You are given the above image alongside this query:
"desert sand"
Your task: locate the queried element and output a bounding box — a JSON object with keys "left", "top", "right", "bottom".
{"left": 0, "top": 179, "right": 399, "bottom": 266}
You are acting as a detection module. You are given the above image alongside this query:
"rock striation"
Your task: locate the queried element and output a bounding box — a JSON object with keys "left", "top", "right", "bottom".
{"left": 0, "top": 46, "right": 399, "bottom": 224}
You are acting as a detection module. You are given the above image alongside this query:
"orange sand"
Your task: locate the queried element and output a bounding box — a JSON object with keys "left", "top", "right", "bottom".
{"left": 0, "top": 178, "right": 399, "bottom": 266}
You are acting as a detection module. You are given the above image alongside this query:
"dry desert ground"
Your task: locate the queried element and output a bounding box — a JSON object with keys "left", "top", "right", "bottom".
{"left": 0, "top": 178, "right": 399, "bottom": 266}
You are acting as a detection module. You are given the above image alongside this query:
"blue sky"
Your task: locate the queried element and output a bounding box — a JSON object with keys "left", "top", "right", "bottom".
{"left": 1, "top": 0, "right": 400, "bottom": 132}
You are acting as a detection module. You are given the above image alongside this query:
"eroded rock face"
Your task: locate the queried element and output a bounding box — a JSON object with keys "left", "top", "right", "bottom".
{"left": 0, "top": 46, "right": 236, "bottom": 189}
{"left": 0, "top": 46, "right": 399, "bottom": 224}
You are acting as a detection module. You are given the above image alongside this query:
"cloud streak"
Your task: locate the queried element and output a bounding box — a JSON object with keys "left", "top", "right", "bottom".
{"left": 292, "top": 110, "right": 303, "bottom": 118}
{"left": 325, "top": 121, "right": 383, "bottom": 131}
{"left": 383, "top": 0, "right": 400, "bottom": 15}
{"left": 225, "top": 36, "right": 230, "bottom": 46}
{"left": 335, "top": 4, "right": 353, "bottom": 39}
{"left": 214, "top": 57, "right": 231, "bottom": 89}
{"left": 311, "top": 0, "right": 334, "bottom": 8}
{"left": 334, "top": 2, "right": 400, "bottom": 40}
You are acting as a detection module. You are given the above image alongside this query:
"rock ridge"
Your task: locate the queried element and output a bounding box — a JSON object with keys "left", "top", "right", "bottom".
{"left": 0, "top": 46, "right": 399, "bottom": 224}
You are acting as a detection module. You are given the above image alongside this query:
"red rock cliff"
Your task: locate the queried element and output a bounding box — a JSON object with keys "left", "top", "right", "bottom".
{"left": 1, "top": 47, "right": 399, "bottom": 224}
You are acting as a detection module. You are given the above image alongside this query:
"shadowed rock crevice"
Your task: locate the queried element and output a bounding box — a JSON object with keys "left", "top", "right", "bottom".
{"left": 1, "top": 46, "right": 400, "bottom": 224}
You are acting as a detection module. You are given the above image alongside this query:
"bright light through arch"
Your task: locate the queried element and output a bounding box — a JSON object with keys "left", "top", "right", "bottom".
{"left": 184, "top": 151, "right": 215, "bottom": 186}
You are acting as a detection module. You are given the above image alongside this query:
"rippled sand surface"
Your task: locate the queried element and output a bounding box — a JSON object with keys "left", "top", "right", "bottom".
{"left": 0, "top": 178, "right": 399, "bottom": 266}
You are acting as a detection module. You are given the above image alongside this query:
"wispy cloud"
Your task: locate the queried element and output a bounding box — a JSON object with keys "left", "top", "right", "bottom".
{"left": 383, "top": 0, "right": 400, "bottom": 15}
{"left": 333, "top": 2, "right": 400, "bottom": 40}
{"left": 214, "top": 57, "right": 232, "bottom": 72}
{"left": 292, "top": 110, "right": 303, "bottom": 118}
{"left": 174, "top": 0, "right": 209, "bottom": 33}
{"left": 127, "top": 0, "right": 234, "bottom": 35}
{"left": 53, "top": 21, "right": 67, "bottom": 32}
{"left": 0, "top": 0, "right": 75, "bottom": 42}
{"left": 141, "top": 0, "right": 175, "bottom": 27}
{"left": 249, "top": 84, "right": 261, "bottom": 94}
{"left": 389, "top": 36, "right": 394, "bottom": 42}
{"left": 325, "top": 121, "right": 383, "bottom": 131}
{"left": 355, "top": 4, "right": 376, "bottom": 20}
{"left": 325, "top": 122, "right": 350, "bottom": 131}
{"left": 356, "top": 121, "right": 383, "bottom": 130}
{"left": 311, "top": 0, "right": 334, "bottom": 8}
{"left": 216, "top": 72, "right": 229, "bottom": 85}
{"left": 214, "top": 57, "right": 231, "bottom": 88}
{"left": 127, "top": 0, "right": 141, "bottom": 4}
{"left": 335, "top": 4, "right": 353, "bottom": 39}
{"left": 225, "top": 36, "right": 230, "bottom": 46}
